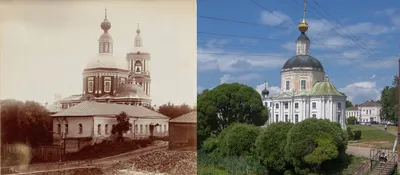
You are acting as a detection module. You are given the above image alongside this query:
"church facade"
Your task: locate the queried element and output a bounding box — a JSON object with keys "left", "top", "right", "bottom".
{"left": 59, "top": 10, "right": 152, "bottom": 109}
{"left": 261, "top": 8, "right": 347, "bottom": 128}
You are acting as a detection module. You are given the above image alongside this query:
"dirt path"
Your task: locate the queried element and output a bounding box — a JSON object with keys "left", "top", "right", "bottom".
{"left": 372, "top": 125, "right": 397, "bottom": 136}
{"left": 6, "top": 142, "right": 168, "bottom": 173}
{"left": 346, "top": 146, "right": 372, "bottom": 158}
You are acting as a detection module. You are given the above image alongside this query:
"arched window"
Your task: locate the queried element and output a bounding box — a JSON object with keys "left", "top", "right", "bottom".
{"left": 164, "top": 125, "right": 167, "bottom": 133}
{"left": 338, "top": 103, "right": 342, "bottom": 109}
{"left": 104, "top": 77, "right": 112, "bottom": 93}
{"left": 105, "top": 124, "right": 108, "bottom": 134}
{"left": 145, "top": 125, "right": 148, "bottom": 134}
{"left": 301, "top": 80, "right": 306, "bottom": 90}
{"left": 135, "top": 60, "right": 142, "bottom": 73}
{"left": 57, "top": 124, "right": 61, "bottom": 134}
{"left": 295, "top": 114, "right": 299, "bottom": 123}
{"left": 275, "top": 115, "right": 279, "bottom": 122}
{"left": 275, "top": 103, "right": 279, "bottom": 109}
{"left": 79, "top": 124, "right": 83, "bottom": 134}
{"left": 285, "top": 81, "right": 290, "bottom": 90}
{"left": 135, "top": 124, "right": 138, "bottom": 134}
{"left": 98, "top": 124, "right": 101, "bottom": 135}
{"left": 312, "top": 102, "right": 316, "bottom": 109}
{"left": 65, "top": 124, "right": 68, "bottom": 135}
{"left": 140, "top": 125, "right": 143, "bottom": 134}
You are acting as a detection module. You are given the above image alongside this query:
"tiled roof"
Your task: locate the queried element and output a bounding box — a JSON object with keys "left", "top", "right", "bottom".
{"left": 52, "top": 101, "right": 169, "bottom": 119}
{"left": 309, "top": 81, "right": 344, "bottom": 96}
{"left": 346, "top": 106, "right": 359, "bottom": 111}
{"left": 359, "top": 100, "right": 381, "bottom": 107}
{"left": 170, "top": 111, "right": 197, "bottom": 123}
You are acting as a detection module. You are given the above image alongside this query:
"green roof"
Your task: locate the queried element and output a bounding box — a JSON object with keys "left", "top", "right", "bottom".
{"left": 309, "top": 81, "right": 344, "bottom": 96}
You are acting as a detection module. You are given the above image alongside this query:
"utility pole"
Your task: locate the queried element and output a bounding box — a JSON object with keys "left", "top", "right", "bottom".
{"left": 397, "top": 58, "right": 400, "bottom": 174}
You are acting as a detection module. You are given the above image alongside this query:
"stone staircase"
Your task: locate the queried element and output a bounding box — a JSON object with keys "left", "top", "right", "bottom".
{"left": 356, "top": 148, "right": 397, "bottom": 175}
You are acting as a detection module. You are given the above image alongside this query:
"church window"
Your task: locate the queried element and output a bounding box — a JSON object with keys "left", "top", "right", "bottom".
{"left": 105, "top": 43, "right": 109, "bottom": 52}
{"left": 295, "top": 103, "right": 299, "bottom": 109}
{"left": 285, "top": 81, "right": 290, "bottom": 90}
{"left": 276, "top": 103, "right": 279, "bottom": 109}
{"left": 338, "top": 114, "right": 341, "bottom": 123}
{"left": 264, "top": 102, "right": 268, "bottom": 106}
{"left": 285, "top": 115, "right": 288, "bottom": 122}
{"left": 140, "top": 125, "right": 143, "bottom": 134}
{"left": 104, "top": 77, "right": 111, "bottom": 93}
{"left": 275, "top": 115, "right": 279, "bottom": 122}
{"left": 145, "top": 125, "right": 148, "bottom": 134}
{"left": 164, "top": 125, "right": 167, "bottom": 133}
{"left": 57, "top": 124, "right": 61, "bottom": 134}
{"left": 105, "top": 124, "right": 108, "bottom": 134}
{"left": 301, "top": 80, "right": 306, "bottom": 90}
{"left": 65, "top": 124, "right": 68, "bottom": 135}
{"left": 120, "top": 78, "right": 126, "bottom": 85}
{"left": 312, "top": 114, "right": 316, "bottom": 118}
{"left": 79, "top": 124, "right": 83, "bottom": 134}
{"left": 284, "top": 103, "right": 288, "bottom": 109}
{"left": 338, "top": 103, "right": 342, "bottom": 109}
{"left": 135, "top": 124, "right": 138, "bottom": 133}
{"left": 98, "top": 124, "right": 101, "bottom": 135}
{"left": 295, "top": 114, "right": 299, "bottom": 123}
{"left": 88, "top": 77, "right": 94, "bottom": 93}
{"left": 312, "top": 102, "right": 316, "bottom": 109}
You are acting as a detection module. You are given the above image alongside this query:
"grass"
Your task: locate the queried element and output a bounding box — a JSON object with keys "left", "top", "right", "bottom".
{"left": 388, "top": 125, "right": 398, "bottom": 133}
{"left": 349, "top": 125, "right": 396, "bottom": 149}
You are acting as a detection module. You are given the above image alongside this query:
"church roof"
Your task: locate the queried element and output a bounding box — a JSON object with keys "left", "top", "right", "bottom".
{"left": 84, "top": 53, "right": 128, "bottom": 71}
{"left": 170, "top": 111, "right": 197, "bottom": 123}
{"left": 309, "top": 81, "right": 344, "bottom": 97}
{"left": 114, "top": 83, "right": 149, "bottom": 99}
{"left": 297, "top": 32, "right": 310, "bottom": 41}
{"left": 52, "top": 101, "right": 168, "bottom": 119}
{"left": 359, "top": 100, "right": 381, "bottom": 107}
{"left": 282, "top": 55, "right": 324, "bottom": 70}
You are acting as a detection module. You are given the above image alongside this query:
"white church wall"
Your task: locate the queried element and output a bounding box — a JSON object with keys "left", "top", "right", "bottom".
{"left": 53, "top": 117, "right": 93, "bottom": 139}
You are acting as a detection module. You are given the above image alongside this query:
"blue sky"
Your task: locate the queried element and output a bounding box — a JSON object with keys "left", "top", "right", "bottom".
{"left": 197, "top": 0, "right": 400, "bottom": 105}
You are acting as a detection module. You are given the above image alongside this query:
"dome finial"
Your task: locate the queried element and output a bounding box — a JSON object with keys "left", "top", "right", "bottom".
{"left": 101, "top": 8, "right": 111, "bottom": 33}
{"left": 136, "top": 23, "right": 141, "bottom": 35}
{"left": 298, "top": 0, "right": 309, "bottom": 33}
{"left": 261, "top": 80, "right": 269, "bottom": 97}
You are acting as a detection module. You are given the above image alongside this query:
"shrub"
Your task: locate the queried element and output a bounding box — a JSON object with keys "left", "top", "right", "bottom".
{"left": 353, "top": 130, "right": 362, "bottom": 140}
{"left": 347, "top": 116, "right": 357, "bottom": 125}
{"left": 255, "top": 122, "right": 294, "bottom": 173}
{"left": 202, "top": 137, "right": 219, "bottom": 154}
{"left": 285, "top": 118, "right": 348, "bottom": 174}
{"left": 217, "top": 123, "right": 262, "bottom": 157}
{"left": 347, "top": 127, "right": 354, "bottom": 140}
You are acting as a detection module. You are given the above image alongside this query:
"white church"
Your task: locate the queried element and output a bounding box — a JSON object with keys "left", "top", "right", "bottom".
{"left": 261, "top": 6, "right": 346, "bottom": 128}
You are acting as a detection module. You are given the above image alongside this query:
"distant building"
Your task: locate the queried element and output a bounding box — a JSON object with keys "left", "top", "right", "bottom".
{"left": 168, "top": 111, "right": 197, "bottom": 150}
{"left": 346, "top": 100, "right": 382, "bottom": 123}
{"left": 52, "top": 101, "right": 169, "bottom": 152}
{"left": 261, "top": 4, "right": 346, "bottom": 128}
{"left": 58, "top": 9, "right": 152, "bottom": 109}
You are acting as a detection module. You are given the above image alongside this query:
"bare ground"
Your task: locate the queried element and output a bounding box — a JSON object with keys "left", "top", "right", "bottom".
{"left": 101, "top": 150, "right": 197, "bottom": 175}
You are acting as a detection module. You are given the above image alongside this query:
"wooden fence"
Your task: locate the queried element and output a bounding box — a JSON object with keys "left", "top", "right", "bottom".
{"left": 1, "top": 144, "right": 63, "bottom": 163}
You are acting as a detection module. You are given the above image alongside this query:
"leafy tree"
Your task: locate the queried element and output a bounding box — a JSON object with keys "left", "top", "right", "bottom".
{"left": 380, "top": 75, "right": 399, "bottom": 123}
{"left": 111, "top": 112, "right": 132, "bottom": 142}
{"left": 345, "top": 100, "right": 353, "bottom": 108}
{"left": 1, "top": 99, "right": 52, "bottom": 147}
{"left": 197, "top": 83, "right": 268, "bottom": 148}
{"left": 216, "top": 123, "right": 261, "bottom": 157}
{"left": 285, "top": 118, "right": 348, "bottom": 174}
{"left": 347, "top": 116, "right": 357, "bottom": 125}
{"left": 255, "top": 122, "right": 294, "bottom": 173}
{"left": 157, "top": 102, "right": 194, "bottom": 119}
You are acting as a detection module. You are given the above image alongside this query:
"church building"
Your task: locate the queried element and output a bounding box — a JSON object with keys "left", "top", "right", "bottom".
{"left": 261, "top": 3, "right": 346, "bottom": 128}
{"left": 58, "top": 9, "right": 152, "bottom": 109}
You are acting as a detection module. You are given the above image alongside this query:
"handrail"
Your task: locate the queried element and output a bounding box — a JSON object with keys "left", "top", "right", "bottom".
{"left": 377, "top": 153, "right": 397, "bottom": 175}
{"left": 356, "top": 149, "right": 381, "bottom": 174}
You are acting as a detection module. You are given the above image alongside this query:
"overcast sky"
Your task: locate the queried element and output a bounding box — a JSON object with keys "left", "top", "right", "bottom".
{"left": 0, "top": 0, "right": 197, "bottom": 107}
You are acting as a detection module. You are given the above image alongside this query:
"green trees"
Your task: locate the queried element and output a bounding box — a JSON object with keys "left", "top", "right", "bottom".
{"left": 1, "top": 99, "right": 52, "bottom": 147}
{"left": 255, "top": 122, "right": 294, "bottom": 173}
{"left": 380, "top": 75, "right": 399, "bottom": 123}
{"left": 347, "top": 116, "right": 357, "bottom": 125}
{"left": 345, "top": 100, "right": 353, "bottom": 108}
{"left": 157, "top": 102, "right": 194, "bottom": 119}
{"left": 197, "top": 83, "right": 268, "bottom": 148}
{"left": 285, "top": 118, "right": 348, "bottom": 174}
{"left": 111, "top": 112, "right": 132, "bottom": 142}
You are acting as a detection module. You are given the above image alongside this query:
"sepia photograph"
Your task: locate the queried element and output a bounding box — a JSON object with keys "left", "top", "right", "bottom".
{"left": 0, "top": 0, "right": 197, "bottom": 174}
{"left": 197, "top": 0, "right": 399, "bottom": 174}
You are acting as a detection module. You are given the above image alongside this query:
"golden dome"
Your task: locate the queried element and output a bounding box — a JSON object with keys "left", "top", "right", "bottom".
{"left": 298, "top": 19, "right": 309, "bottom": 33}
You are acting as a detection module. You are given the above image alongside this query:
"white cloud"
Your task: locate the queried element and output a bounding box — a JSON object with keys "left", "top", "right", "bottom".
{"left": 197, "top": 46, "right": 289, "bottom": 73}
{"left": 370, "top": 74, "right": 376, "bottom": 79}
{"left": 260, "top": 10, "right": 292, "bottom": 26}
{"left": 255, "top": 83, "right": 281, "bottom": 97}
{"left": 338, "top": 81, "right": 381, "bottom": 104}
{"left": 374, "top": 8, "right": 400, "bottom": 28}
{"left": 220, "top": 73, "right": 262, "bottom": 84}
{"left": 344, "top": 22, "right": 392, "bottom": 35}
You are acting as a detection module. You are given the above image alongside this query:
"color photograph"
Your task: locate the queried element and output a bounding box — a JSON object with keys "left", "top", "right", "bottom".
{"left": 0, "top": 0, "right": 197, "bottom": 174}
{"left": 197, "top": 0, "right": 399, "bottom": 174}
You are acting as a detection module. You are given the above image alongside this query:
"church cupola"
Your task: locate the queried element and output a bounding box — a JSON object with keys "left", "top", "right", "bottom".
{"left": 134, "top": 24, "right": 143, "bottom": 52}
{"left": 296, "top": 1, "right": 310, "bottom": 56}
{"left": 98, "top": 9, "right": 113, "bottom": 54}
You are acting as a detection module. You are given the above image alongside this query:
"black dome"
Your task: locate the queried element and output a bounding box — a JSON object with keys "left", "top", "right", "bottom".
{"left": 282, "top": 55, "right": 324, "bottom": 71}
{"left": 262, "top": 89, "right": 269, "bottom": 96}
